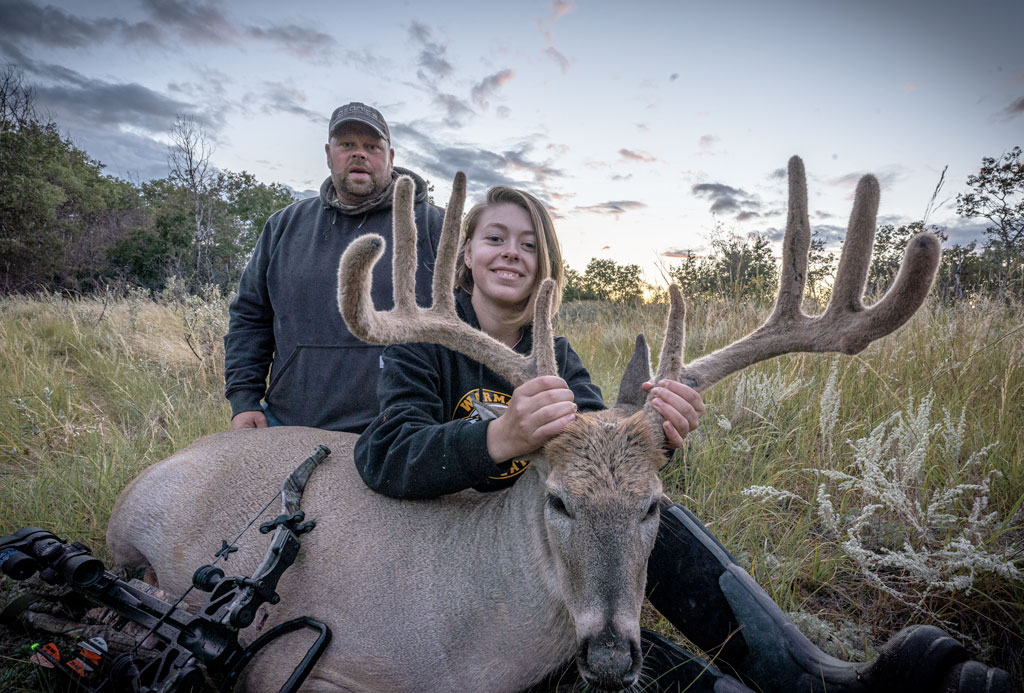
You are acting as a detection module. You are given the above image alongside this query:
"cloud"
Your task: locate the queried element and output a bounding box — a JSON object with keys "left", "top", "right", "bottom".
{"left": 669, "top": 73, "right": 678, "bottom": 81}
{"left": 496, "top": 105, "right": 511, "bottom": 118}
{"left": 698, "top": 134, "right": 717, "bottom": 149}
{"left": 736, "top": 211, "right": 760, "bottom": 222}
{"left": 691, "top": 182, "right": 761, "bottom": 219}
{"left": 35, "top": 76, "right": 196, "bottom": 134}
{"left": 0, "top": 0, "right": 156, "bottom": 48}
{"left": 471, "top": 69, "right": 515, "bottom": 108}
{"left": 904, "top": 82, "right": 922, "bottom": 93}
{"left": 434, "top": 93, "right": 474, "bottom": 127}
{"left": 940, "top": 217, "right": 990, "bottom": 246}
{"left": 390, "top": 122, "right": 566, "bottom": 197}
{"left": 1, "top": 0, "right": 338, "bottom": 63}
{"left": 825, "top": 166, "right": 904, "bottom": 194}
{"left": 1001, "top": 95, "right": 1024, "bottom": 119}
{"left": 574, "top": 200, "right": 646, "bottom": 216}
{"left": 544, "top": 46, "right": 569, "bottom": 72}
{"left": 71, "top": 129, "right": 171, "bottom": 181}
{"left": 548, "top": 0, "right": 574, "bottom": 23}
{"left": 244, "top": 24, "right": 338, "bottom": 62}
{"left": 619, "top": 148, "right": 656, "bottom": 163}
{"left": 409, "top": 21, "right": 453, "bottom": 81}
{"left": 254, "top": 80, "right": 321, "bottom": 126}
{"left": 539, "top": 0, "right": 573, "bottom": 72}
{"left": 138, "top": 0, "right": 235, "bottom": 45}
{"left": 769, "top": 167, "right": 786, "bottom": 180}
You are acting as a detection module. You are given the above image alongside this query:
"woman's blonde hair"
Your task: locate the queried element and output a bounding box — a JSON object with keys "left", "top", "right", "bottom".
{"left": 454, "top": 186, "right": 564, "bottom": 328}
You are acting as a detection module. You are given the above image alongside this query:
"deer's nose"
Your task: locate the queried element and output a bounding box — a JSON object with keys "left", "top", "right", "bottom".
{"left": 577, "top": 627, "right": 641, "bottom": 690}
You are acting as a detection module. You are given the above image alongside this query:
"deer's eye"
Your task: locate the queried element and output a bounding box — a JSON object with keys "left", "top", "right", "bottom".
{"left": 547, "top": 494, "right": 572, "bottom": 518}
{"left": 644, "top": 503, "right": 660, "bottom": 521}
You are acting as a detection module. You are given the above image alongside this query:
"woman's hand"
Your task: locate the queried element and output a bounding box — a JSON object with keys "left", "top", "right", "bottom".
{"left": 486, "top": 376, "right": 577, "bottom": 463}
{"left": 641, "top": 379, "right": 705, "bottom": 448}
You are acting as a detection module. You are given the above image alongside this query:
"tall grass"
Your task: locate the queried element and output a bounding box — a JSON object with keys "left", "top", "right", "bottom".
{"left": 559, "top": 296, "right": 1023, "bottom": 680}
{"left": 1, "top": 292, "right": 1022, "bottom": 685}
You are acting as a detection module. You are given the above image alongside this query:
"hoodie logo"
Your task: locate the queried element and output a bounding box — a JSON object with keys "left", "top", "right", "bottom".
{"left": 454, "top": 388, "right": 530, "bottom": 481}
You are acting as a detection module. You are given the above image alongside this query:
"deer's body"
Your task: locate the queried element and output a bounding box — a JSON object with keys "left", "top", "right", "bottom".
{"left": 109, "top": 426, "right": 583, "bottom": 692}
{"left": 107, "top": 158, "right": 940, "bottom": 692}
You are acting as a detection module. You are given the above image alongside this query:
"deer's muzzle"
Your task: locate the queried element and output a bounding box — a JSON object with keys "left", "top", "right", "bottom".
{"left": 576, "top": 625, "right": 642, "bottom": 690}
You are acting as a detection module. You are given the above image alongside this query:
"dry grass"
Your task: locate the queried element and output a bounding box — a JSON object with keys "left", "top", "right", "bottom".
{"left": 1, "top": 292, "right": 1022, "bottom": 689}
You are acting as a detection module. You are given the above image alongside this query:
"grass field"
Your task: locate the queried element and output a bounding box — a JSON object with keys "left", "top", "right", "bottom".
{"left": 1, "top": 290, "right": 1022, "bottom": 689}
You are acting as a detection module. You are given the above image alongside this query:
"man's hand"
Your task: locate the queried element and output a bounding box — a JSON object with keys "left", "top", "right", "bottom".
{"left": 641, "top": 379, "right": 705, "bottom": 449}
{"left": 486, "top": 376, "right": 577, "bottom": 463}
{"left": 231, "top": 410, "right": 268, "bottom": 429}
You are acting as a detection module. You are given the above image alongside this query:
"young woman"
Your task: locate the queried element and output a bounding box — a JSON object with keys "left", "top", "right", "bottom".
{"left": 353, "top": 186, "right": 705, "bottom": 500}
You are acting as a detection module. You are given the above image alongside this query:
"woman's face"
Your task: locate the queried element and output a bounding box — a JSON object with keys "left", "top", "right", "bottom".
{"left": 463, "top": 202, "right": 539, "bottom": 313}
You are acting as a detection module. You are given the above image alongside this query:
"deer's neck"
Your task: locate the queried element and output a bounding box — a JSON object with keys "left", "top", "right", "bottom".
{"left": 452, "top": 468, "right": 575, "bottom": 681}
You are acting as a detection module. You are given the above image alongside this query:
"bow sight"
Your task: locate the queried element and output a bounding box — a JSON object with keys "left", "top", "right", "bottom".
{"left": 0, "top": 445, "right": 333, "bottom": 693}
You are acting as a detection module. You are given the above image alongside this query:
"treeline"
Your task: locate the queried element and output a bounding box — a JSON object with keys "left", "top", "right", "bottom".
{"left": 567, "top": 148, "right": 1023, "bottom": 304}
{"left": 0, "top": 65, "right": 294, "bottom": 295}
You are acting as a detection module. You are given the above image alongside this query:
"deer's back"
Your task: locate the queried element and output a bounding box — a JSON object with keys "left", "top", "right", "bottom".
{"left": 106, "top": 426, "right": 572, "bottom": 692}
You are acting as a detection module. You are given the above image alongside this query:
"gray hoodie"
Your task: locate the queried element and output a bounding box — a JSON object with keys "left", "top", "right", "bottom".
{"left": 224, "top": 167, "right": 444, "bottom": 432}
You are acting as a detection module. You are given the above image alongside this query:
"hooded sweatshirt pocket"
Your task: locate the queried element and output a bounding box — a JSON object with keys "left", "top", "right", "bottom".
{"left": 265, "top": 343, "right": 384, "bottom": 432}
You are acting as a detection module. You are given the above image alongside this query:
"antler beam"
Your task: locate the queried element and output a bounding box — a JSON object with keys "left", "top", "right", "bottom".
{"left": 337, "top": 172, "right": 557, "bottom": 387}
{"left": 678, "top": 155, "right": 941, "bottom": 392}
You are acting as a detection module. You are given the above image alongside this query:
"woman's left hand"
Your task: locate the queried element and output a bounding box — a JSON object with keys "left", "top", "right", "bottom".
{"left": 641, "top": 379, "right": 706, "bottom": 449}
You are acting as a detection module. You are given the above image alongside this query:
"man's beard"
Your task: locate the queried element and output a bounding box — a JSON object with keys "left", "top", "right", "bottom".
{"left": 337, "top": 171, "right": 383, "bottom": 199}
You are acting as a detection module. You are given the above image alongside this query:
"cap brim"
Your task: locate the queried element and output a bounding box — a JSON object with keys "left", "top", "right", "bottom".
{"left": 330, "top": 116, "right": 388, "bottom": 142}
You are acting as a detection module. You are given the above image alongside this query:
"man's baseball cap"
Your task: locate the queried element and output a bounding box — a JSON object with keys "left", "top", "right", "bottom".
{"left": 328, "top": 102, "right": 390, "bottom": 143}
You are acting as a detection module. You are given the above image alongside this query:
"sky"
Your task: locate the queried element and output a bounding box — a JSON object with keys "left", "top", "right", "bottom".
{"left": 1, "top": 0, "right": 1022, "bottom": 281}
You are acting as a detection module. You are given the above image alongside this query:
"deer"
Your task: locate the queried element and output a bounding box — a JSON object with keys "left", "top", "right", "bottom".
{"left": 106, "top": 156, "right": 940, "bottom": 692}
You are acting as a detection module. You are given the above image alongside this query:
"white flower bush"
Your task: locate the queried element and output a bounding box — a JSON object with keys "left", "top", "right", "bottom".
{"left": 745, "top": 389, "right": 1021, "bottom": 625}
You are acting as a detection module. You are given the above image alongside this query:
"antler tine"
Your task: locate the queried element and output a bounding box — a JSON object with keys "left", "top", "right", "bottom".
{"left": 770, "top": 155, "right": 811, "bottom": 321}
{"left": 641, "top": 284, "right": 685, "bottom": 432}
{"left": 676, "top": 156, "right": 940, "bottom": 392}
{"left": 827, "top": 172, "right": 880, "bottom": 313}
{"left": 392, "top": 176, "right": 420, "bottom": 314}
{"left": 530, "top": 279, "right": 558, "bottom": 377}
{"left": 652, "top": 284, "right": 686, "bottom": 384}
{"left": 430, "top": 171, "right": 466, "bottom": 315}
{"left": 338, "top": 172, "right": 545, "bottom": 388}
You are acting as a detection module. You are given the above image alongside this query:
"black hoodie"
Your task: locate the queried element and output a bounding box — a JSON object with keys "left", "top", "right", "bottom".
{"left": 354, "top": 289, "right": 607, "bottom": 499}
{"left": 224, "top": 168, "right": 444, "bottom": 433}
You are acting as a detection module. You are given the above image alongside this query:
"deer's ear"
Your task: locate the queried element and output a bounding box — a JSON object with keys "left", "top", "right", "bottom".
{"left": 528, "top": 454, "right": 551, "bottom": 481}
{"left": 614, "top": 334, "right": 651, "bottom": 409}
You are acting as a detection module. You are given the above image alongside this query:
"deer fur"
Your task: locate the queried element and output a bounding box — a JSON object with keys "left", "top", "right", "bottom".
{"left": 107, "top": 156, "right": 940, "bottom": 692}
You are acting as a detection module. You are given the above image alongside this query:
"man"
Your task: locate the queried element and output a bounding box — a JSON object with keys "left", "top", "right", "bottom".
{"left": 224, "top": 102, "right": 444, "bottom": 432}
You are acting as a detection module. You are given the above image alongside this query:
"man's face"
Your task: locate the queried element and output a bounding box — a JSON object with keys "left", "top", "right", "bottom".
{"left": 325, "top": 122, "right": 394, "bottom": 205}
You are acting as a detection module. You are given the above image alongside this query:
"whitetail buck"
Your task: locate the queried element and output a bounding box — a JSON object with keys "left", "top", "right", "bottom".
{"left": 107, "top": 156, "right": 940, "bottom": 692}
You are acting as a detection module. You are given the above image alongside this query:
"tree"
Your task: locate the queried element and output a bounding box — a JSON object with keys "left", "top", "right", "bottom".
{"left": 168, "top": 114, "right": 217, "bottom": 287}
{"left": 216, "top": 170, "right": 294, "bottom": 262}
{"left": 806, "top": 230, "right": 836, "bottom": 304}
{"left": 562, "top": 264, "right": 594, "bottom": 301}
{"left": 577, "top": 258, "right": 645, "bottom": 303}
{"left": 935, "top": 242, "right": 991, "bottom": 301}
{"left": 1, "top": 64, "right": 141, "bottom": 292}
{"left": 667, "top": 227, "right": 778, "bottom": 301}
{"left": 0, "top": 63, "right": 35, "bottom": 131}
{"left": 956, "top": 146, "right": 1024, "bottom": 300}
